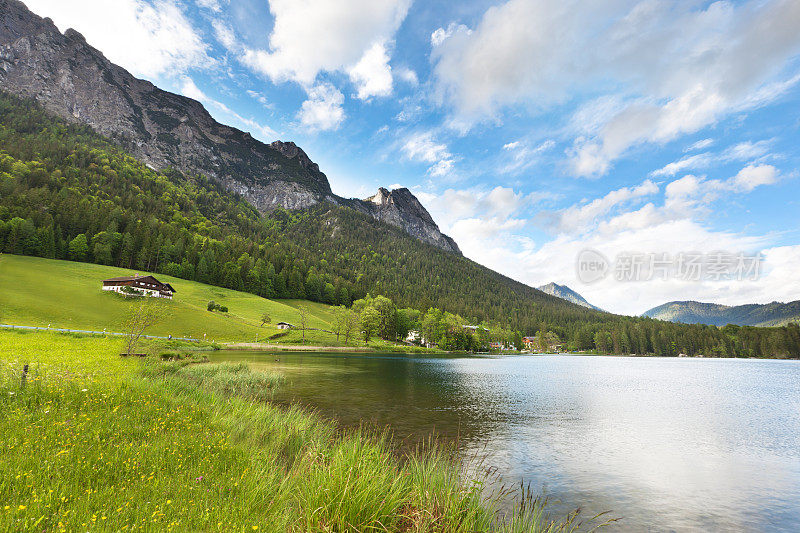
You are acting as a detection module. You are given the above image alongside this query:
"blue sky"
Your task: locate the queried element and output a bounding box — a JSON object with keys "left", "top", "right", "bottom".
{"left": 26, "top": 0, "right": 800, "bottom": 314}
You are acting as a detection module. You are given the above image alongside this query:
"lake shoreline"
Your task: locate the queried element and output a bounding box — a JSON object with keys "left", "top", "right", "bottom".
{"left": 212, "top": 348, "right": 800, "bottom": 531}
{"left": 219, "top": 344, "right": 800, "bottom": 361}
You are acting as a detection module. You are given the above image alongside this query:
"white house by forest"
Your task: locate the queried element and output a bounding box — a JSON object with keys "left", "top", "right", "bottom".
{"left": 102, "top": 274, "right": 175, "bottom": 299}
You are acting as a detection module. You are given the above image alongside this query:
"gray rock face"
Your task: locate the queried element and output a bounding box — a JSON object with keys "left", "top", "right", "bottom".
{"left": 351, "top": 188, "right": 460, "bottom": 253}
{"left": 0, "top": 0, "right": 461, "bottom": 254}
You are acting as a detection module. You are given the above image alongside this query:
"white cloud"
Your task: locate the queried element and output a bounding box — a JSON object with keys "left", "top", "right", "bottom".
{"left": 661, "top": 164, "right": 779, "bottom": 213}
{"left": 348, "top": 42, "right": 394, "bottom": 100}
{"left": 515, "top": 219, "right": 780, "bottom": 315}
{"left": 552, "top": 180, "right": 659, "bottom": 234}
{"left": 431, "top": 0, "right": 800, "bottom": 175}
{"left": 456, "top": 187, "right": 785, "bottom": 314}
{"left": 25, "top": 0, "right": 212, "bottom": 79}
{"left": 298, "top": 83, "right": 345, "bottom": 132}
{"left": 730, "top": 164, "right": 778, "bottom": 192}
{"left": 196, "top": 0, "right": 222, "bottom": 12}
{"left": 422, "top": 185, "right": 553, "bottom": 259}
{"left": 501, "top": 139, "right": 555, "bottom": 173}
{"left": 401, "top": 132, "right": 456, "bottom": 178}
{"left": 650, "top": 153, "right": 714, "bottom": 178}
{"left": 420, "top": 173, "right": 789, "bottom": 314}
{"left": 179, "top": 77, "right": 209, "bottom": 102}
{"left": 721, "top": 140, "right": 772, "bottom": 161}
{"left": 396, "top": 67, "right": 419, "bottom": 86}
{"left": 686, "top": 138, "right": 714, "bottom": 152}
{"left": 246, "top": 90, "right": 273, "bottom": 109}
{"left": 430, "top": 23, "right": 467, "bottom": 47}
{"left": 242, "top": 0, "right": 410, "bottom": 89}
{"left": 211, "top": 19, "right": 237, "bottom": 50}
{"left": 651, "top": 139, "right": 774, "bottom": 177}
{"left": 180, "top": 77, "right": 277, "bottom": 139}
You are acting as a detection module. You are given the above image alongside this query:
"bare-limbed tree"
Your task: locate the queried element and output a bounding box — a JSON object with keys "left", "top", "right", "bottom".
{"left": 124, "top": 298, "right": 164, "bottom": 356}
{"left": 297, "top": 305, "right": 309, "bottom": 344}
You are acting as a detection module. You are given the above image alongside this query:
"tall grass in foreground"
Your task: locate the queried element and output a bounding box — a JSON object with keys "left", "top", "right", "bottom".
{"left": 0, "top": 330, "right": 608, "bottom": 531}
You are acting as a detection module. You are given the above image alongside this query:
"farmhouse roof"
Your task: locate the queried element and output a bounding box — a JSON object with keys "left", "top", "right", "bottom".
{"left": 102, "top": 274, "right": 176, "bottom": 292}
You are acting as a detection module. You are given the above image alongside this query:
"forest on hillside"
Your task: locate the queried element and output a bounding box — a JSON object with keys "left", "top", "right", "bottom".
{"left": 1, "top": 92, "right": 798, "bottom": 358}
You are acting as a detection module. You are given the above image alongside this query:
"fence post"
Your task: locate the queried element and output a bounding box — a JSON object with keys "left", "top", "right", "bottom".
{"left": 21, "top": 364, "right": 29, "bottom": 388}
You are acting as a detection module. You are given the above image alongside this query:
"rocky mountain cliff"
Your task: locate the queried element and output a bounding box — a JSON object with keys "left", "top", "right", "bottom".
{"left": 537, "top": 282, "right": 603, "bottom": 311}
{"left": 0, "top": 0, "right": 459, "bottom": 253}
{"left": 642, "top": 300, "right": 800, "bottom": 327}
{"left": 349, "top": 188, "right": 459, "bottom": 253}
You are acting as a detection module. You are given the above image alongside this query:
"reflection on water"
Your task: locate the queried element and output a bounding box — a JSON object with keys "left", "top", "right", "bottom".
{"left": 212, "top": 351, "right": 800, "bottom": 532}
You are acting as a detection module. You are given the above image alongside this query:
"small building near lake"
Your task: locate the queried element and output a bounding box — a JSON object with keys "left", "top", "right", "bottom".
{"left": 522, "top": 336, "right": 536, "bottom": 348}
{"left": 102, "top": 274, "right": 175, "bottom": 299}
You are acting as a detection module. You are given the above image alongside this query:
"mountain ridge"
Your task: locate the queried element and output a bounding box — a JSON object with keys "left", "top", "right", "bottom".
{"left": 642, "top": 300, "right": 800, "bottom": 327}
{"left": 537, "top": 282, "right": 603, "bottom": 311}
{"left": 0, "top": 0, "right": 459, "bottom": 253}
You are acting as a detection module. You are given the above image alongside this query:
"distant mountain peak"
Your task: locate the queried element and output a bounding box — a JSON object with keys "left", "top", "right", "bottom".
{"left": 642, "top": 300, "right": 800, "bottom": 327}
{"left": 0, "top": 0, "right": 460, "bottom": 253}
{"left": 537, "top": 282, "right": 603, "bottom": 311}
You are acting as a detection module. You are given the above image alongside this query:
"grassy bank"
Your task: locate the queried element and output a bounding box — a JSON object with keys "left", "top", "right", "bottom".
{"left": 0, "top": 329, "right": 584, "bottom": 532}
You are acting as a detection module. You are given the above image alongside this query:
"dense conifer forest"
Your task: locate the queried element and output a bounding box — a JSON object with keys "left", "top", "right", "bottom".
{"left": 1, "top": 93, "right": 798, "bottom": 357}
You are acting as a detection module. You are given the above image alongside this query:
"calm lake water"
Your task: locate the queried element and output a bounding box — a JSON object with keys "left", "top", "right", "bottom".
{"left": 212, "top": 351, "right": 800, "bottom": 532}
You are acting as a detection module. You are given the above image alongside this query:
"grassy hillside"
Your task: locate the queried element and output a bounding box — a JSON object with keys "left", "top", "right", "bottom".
{"left": 0, "top": 254, "right": 338, "bottom": 343}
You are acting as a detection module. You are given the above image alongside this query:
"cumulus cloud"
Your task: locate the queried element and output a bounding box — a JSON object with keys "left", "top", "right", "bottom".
{"left": 551, "top": 180, "right": 659, "bottom": 235}
{"left": 24, "top": 0, "right": 212, "bottom": 79}
{"left": 348, "top": 42, "right": 394, "bottom": 100}
{"left": 430, "top": 0, "right": 800, "bottom": 175}
{"left": 418, "top": 166, "right": 786, "bottom": 314}
{"left": 241, "top": 0, "right": 410, "bottom": 92}
{"left": 422, "top": 185, "right": 554, "bottom": 259}
{"left": 445, "top": 182, "right": 785, "bottom": 314}
{"left": 401, "top": 132, "right": 456, "bottom": 178}
{"left": 730, "top": 164, "right": 778, "bottom": 192}
{"left": 514, "top": 219, "right": 781, "bottom": 315}
{"left": 661, "top": 164, "right": 779, "bottom": 213}
{"left": 298, "top": 83, "right": 346, "bottom": 132}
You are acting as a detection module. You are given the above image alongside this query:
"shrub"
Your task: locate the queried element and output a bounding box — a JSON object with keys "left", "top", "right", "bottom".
{"left": 206, "top": 301, "right": 227, "bottom": 313}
